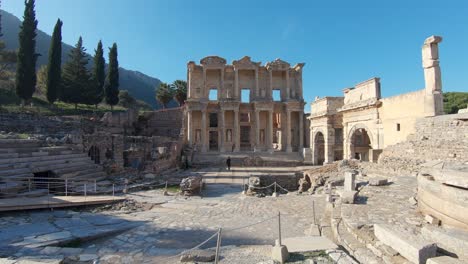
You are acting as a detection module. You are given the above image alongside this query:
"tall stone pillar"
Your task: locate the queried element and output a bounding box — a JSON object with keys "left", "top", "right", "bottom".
{"left": 234, "top": 109, "right": 240, "bottom": 152}
{"left": 220, "top": 68, "right": 224, "bottom": 100}
{"left": 285, "top": 110, "right": 292, "bottom": 152}
{"left": 255, "top": 69, "right": 259, "bottom": 97}
{"left": 187, "top": 110, "right": 193, "bottom": 145}
{"left": 268, "top": 110, "right": 273, "bottom": 151}
{"left": 324, "top": 126, "right": 335, "bottom": 164}
{"left": 422, "top": 35, "right": 444, "bottom": 116}
{"left": 203, "top": 67, "right": 207, "bottom": 98}
{"left": 269, "top": 70, "right": 273, "bottom": 100}
{"left": 285, "top": 70, "right": 290, "bottom": 100}
{"left": 254, "top": 110, "right": 260, "bottom": 152}
{"left": 299, "top": 112, "right": 304, "bottom": 150}
{"left": 234, "top": 68, "right": 239, "bottom": 99}
{"left": 220, "top": 110, "right": 225, "bottom": 152}
{"left": 201, "top": 110, "right": 207, "bottom": 152}
{"left": 187, "top": 67, "right": 193, "bottom": 98}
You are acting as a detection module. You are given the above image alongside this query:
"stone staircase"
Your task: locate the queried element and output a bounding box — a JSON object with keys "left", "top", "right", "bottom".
{"left": 192, "top": 151, "right": 304, "bottom": 167}
{"left": 0, "top": 139, "right": 107, "bottom": 198}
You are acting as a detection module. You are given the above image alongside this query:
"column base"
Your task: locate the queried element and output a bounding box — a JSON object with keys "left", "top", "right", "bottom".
{"left": 286, "top": 146, "right": 292, "bottom": 153}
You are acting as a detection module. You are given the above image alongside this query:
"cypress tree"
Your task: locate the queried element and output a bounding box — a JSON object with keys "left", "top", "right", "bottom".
{"left": 15, "top": 0, "right": 38, "bottom": 105}
{"left": 90, "top": 40, "right": 105, "bottom": 108}
{"left": 46, "top": 19, "right": 62, "bottom": 104}
{"left": 0, "top": 0, "right": 3, "bottom": 37}
{"left": 105, "top": 43, "right": 119, "bottom": 110}
{"left": 61, "top": 37, "right": 91, "bottom": 109}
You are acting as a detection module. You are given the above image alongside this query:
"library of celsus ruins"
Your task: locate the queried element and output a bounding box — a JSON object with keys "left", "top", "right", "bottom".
{"left": 185, "top": 56, "right": 305, "bottom": 153}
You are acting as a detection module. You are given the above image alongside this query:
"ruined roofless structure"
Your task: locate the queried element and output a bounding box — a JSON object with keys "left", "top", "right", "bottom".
{"left": 185, "top": 56, "right": 305, "bottom": 153}
{"left": 308, "top": 35, "right": 444, "bottom": 165}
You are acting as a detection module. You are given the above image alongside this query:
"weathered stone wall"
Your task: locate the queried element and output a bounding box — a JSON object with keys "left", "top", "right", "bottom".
{"left": 378, "top": 113, "right": 468, "bottom": 174}
{"left": 140, "top": 107, "right": 184, "bottom": 138}
{"left": 0, "top": 113, "right": 96, "bottom": 135}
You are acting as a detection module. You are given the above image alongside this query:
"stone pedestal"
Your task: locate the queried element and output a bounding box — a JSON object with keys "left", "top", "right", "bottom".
{"left": 344, "top": 171, "right": 357, "bottom": 191}
{"left": 271, "top": 244, "right": 289, "bottom": 264}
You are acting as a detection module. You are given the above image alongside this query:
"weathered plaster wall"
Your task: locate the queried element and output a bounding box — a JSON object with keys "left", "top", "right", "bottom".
{"left": 380, "top": 89, "right": 426, "bottom": 147}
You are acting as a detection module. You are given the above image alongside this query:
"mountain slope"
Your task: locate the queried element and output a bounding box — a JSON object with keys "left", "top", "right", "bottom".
{"left": 1, "top": 10, "right": 162, "bottom": 108}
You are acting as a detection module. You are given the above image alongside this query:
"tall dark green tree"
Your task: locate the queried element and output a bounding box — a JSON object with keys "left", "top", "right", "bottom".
{"left": 90, "top": 40, "right": 105, "bottom": 108}
{"left": 46, "top": 19, "right": 62, "bottom": 104}
{"left": 0, "top": 0, "right": 3, "bottom": 37}
{"left": 15, "top": 0, "right": 38, "bottom": 105}
{"left": 105, "top": 43, "right": 119, "bottom": 110}
{"left": 61, "top": 37, "right": 91, "bottom": 109}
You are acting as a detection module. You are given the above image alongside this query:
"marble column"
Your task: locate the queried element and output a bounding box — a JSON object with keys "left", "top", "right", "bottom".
{"left": 234, "top": 68, "right": 239, "bottom": 99}
{"left": 234, "top": 110, "right": 240, "bottom": 152}
{"left": 203, "top": 68, "right": 207, "bottom": 97}
{"left": 220, "top": 110, "right": 225, "bottom": 152}
{"left": 187, "top": 110, "right": 193, "bottom": 145}
{"left": 299, "top": 112, "right": 304, "bottom": 150}
{"left": 269, "top": 70, "right": 273, "bottom": 100}
{"left": 254, "top": 110, "right": 260, "bottom": 152}
{"left": 187, "top": 67, "right": 192, "bottom": 98}
{"left": 285, "top": 110, "right": 292, "bottom": 152}
{"left": 285, "top": 70, "right": 290, "bottom": 100}
{"left": 255, "top": 69, "right": 259, "bottom": 97}
{"left": 220, "top": 68, "right": 224, "bottom": 100}
{"left": 268, "top": 110, "right": 273, "bottom": 151}
{"left": 201, "top": 110, "right": 207, "bottom": 152}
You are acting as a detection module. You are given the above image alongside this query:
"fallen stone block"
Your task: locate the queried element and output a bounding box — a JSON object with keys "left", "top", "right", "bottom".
{"left": 368, "top": 178, "right": 388, "bottom": 186}
{"left": 424, "top": 214, "right": 441, "bottom": 225}
{"left": 282, "top": 236, "right": 337, "bottom": 252}
{"left": 374, "top": 224, "right": 437, "bottom": 264}
{"left": 421, "top": 226, "right": 468, "bottom": 261}
{"left": 426, "top": 256, "right": 465, "bottom": 264}
{"left": 180, "top": 249, "right": 215, "bottom": 262}
{"left": 341, "top": 191, "right": 357, "bottom": 204}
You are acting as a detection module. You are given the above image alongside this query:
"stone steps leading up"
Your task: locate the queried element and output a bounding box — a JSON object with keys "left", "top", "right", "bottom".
{"left": 0, "top": 153, "right": 86, "bottom": 165}
{"left": 0, "top": 139, "right": 107, "bottom": 198}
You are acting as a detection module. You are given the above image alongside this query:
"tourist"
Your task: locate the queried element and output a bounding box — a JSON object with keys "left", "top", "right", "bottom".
{"left": 226, "top": 156, "right": 231, "bottom": 171}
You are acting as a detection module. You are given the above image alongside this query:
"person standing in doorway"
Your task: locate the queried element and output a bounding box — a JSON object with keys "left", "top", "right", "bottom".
{"left": 226, "top": 156, "right": 231, "bottom": 171}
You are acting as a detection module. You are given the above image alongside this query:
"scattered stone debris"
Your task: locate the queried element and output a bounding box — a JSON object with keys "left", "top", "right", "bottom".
{"left": 180, "top": 176, "right": 203, "bottom": 196}
{"left": 180, "top": 249, "right": 215, "bottom": 262}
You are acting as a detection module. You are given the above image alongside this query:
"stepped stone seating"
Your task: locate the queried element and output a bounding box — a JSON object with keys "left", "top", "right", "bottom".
{"left": 192, "top": 151, "right": 304, "bottom": 167}
{"left": 0, "top": 139, "right": 107, "bottom": 198}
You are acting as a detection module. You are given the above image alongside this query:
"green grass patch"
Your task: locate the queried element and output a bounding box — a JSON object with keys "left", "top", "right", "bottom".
{"left": 0, "top": 96, "right": 127, "bottom": 116}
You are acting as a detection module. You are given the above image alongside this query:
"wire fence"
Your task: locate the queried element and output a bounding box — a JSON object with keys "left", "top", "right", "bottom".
{"left": 0, "top": 176, "right": 171, "bottom": 199}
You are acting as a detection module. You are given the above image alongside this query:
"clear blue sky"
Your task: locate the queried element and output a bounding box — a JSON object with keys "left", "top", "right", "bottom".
{"left": 3, "top": 0, "right": 468, "bottom": 109}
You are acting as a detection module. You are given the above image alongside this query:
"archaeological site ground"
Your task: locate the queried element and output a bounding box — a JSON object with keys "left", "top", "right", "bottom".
{"left": 1, "top": 1, "right": 468, "bottom": 264}
{"left": 0, "top": 33, "right": 467, "bottom": 264}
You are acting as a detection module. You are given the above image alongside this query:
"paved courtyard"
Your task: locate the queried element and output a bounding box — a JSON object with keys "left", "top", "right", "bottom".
{"left": 0, "top": 167, "right": 327, "bottom": 264}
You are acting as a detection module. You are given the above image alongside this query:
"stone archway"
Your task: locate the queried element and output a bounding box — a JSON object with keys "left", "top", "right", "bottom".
{"left": 348, "top": 127, "right": 372, "bottom": 161}
{"left": 313, "top": 131, "right": 325, "bottom": 165}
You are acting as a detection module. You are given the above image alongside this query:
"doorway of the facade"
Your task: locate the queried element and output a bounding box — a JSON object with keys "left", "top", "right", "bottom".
{"left": 209, "top": 131, "right": 218, "bottom": 151}
{"left": 240, "top": 126, "right": 251, "bottom": 151}
{"left": 350, "top": 128, "right": 372, "bottom": 161}
{"left": 314, "top": 132, "right": 325, "bottom": 165}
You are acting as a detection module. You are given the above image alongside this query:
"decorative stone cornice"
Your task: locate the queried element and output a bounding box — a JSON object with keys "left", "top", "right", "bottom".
{"left": 338, "top": 98, "right": 381, "bottom": 113}
{"left": 200, "top": 56, "right": 227, "bottom": 66}
{"left": 232, "top": 56, "right": 261, "bottom": 69}
{"left": 265, "top": 58, "right": 290, "bottom": 71}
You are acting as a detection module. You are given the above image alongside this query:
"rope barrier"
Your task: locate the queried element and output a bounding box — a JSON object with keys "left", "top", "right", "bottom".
{"left": 224, "top": 215, "right": 276, "bottom": 232}
{"left": 157, "top": 230, "right": 219, "bottom": 263}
